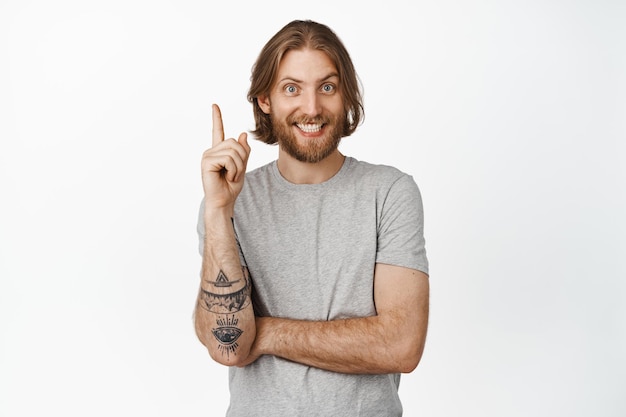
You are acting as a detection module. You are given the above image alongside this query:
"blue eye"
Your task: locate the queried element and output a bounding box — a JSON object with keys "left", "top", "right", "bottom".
{"left": 322, "top": 84, "right": 335, "bottom": 93}
{"left": 285, "top": 85, "right": 297, "bottom": 94}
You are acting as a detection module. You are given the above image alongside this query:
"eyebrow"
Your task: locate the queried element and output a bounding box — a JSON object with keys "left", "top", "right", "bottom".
{"left": 277, "top": 72, "right": 339, "bottom": 84}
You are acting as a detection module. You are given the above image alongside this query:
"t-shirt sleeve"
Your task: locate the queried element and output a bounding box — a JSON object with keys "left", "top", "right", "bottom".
{"left": 375, "top": 174, "right": 429, "bottom": 275}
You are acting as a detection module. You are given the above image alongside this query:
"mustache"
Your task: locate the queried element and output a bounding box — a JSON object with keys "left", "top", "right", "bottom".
{"left": 287, "top": 115, "right": 332, "bottom": 125}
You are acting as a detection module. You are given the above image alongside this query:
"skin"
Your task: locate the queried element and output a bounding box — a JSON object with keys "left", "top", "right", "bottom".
{"left": 194, "top": 104, "right": 255, "bottom": 366}
{"left": 239, "top": 264, "right": 429, "bottom": 374}
{"left": 257, "top": 48, "right": 347, "bottom": 184}
{"left": 196, "top": 48, "right": 430, "bottom": 374}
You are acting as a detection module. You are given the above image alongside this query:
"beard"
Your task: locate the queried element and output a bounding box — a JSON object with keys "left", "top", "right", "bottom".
{"left": 270, "top": 111, "right": 345, "bottom": 163}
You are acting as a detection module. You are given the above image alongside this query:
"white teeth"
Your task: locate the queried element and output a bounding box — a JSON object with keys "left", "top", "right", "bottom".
{"left": 297, "top": 123, "right": 322, "bottom": 133}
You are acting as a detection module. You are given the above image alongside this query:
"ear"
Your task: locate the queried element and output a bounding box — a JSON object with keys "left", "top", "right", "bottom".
{"left": 257, "top": 95, "right": 271, "bottom": 114}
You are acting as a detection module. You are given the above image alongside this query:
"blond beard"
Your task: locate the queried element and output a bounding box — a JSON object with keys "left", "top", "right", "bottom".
{"left": 270, "top": 112, "right": 345, "bottom": 163}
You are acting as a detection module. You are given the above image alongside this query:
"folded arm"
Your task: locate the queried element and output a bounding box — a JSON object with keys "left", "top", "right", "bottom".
{"left": 243, "top": 263, "right": 429, "bottom": 374}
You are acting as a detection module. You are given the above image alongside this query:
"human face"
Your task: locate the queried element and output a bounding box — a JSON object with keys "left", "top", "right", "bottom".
{"left": 258, "top": 48, "right": 346, "bottom": 163}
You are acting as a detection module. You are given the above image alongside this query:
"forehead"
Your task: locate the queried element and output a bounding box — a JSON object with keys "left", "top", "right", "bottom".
{"left": 276, "top": 48, "right": 338, "bottom": 82}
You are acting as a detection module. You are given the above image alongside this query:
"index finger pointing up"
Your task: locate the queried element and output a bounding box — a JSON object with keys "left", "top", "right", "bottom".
{"left": 211, "top": 103, "right": 225, "bottom": 147}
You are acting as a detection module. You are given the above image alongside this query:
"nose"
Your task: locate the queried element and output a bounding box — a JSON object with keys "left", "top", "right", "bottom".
{"left": 300, "top": 89, "right": 321, "bottom": 116}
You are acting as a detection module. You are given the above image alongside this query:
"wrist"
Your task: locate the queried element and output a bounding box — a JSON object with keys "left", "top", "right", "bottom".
{"left": 203, "top": 206, "right": 235, "bottom": 236}
{"left": 254, "top": 317, "right": 273, "bottom": 356}
{"left": 204, "top": 204, "right": 234, "bottom": 220}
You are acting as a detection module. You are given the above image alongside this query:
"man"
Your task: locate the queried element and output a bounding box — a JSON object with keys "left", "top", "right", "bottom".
{"left": 194, "top": 20, "right": 429, "bottom": 416}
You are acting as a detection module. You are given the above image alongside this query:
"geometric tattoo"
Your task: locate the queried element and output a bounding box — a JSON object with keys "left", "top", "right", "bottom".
{"left": 212, "top": 315, "right": 243, "bottom": 358}
{"left": 198, "top": 268, "right": 251, "bottom": 314}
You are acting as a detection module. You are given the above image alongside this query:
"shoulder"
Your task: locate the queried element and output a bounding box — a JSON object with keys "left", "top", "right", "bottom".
{"left": 349, "top": 157, "right": 409, "bottom": 179}
{"left": 345, "top": 157, "right": 418, "bottom": 192}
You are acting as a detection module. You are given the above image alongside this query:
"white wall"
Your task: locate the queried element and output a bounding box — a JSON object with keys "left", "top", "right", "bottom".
{"left": 1, "top": 1, "right": 624, "bottom": 416}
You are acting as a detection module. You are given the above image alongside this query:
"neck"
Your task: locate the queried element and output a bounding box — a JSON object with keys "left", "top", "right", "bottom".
{"left": 276, "top": 149, "right": 345, "bottom": 184}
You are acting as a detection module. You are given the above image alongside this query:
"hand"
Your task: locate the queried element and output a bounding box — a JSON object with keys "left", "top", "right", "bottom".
{"left": 201, "top": 104, "right": 251, "bottom": 210}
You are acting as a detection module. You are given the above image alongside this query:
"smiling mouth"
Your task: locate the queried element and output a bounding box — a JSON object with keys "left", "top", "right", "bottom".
{"left": 296, "top": 123, "right": 324, "bottom": 133}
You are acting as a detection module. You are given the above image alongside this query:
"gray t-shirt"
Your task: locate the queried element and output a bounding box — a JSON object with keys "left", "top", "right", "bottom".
{"left": 198, "top": 156, "right": 428, "bottom": 417}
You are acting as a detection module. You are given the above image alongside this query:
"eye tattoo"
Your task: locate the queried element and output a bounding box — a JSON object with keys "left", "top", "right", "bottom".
{"left": 212, "top": 315, "right": 243, "bottom": 357}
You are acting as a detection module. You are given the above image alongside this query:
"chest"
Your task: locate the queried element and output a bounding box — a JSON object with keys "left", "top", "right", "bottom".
{"left": 235, "top": 189, "right": 380, "bottom": 319}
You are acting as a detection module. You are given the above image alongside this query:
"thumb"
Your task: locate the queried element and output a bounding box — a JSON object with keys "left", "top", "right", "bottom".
{"left": 238, "top": 132, "right": 251, "bottom": 159}
{"left": 235, "top": 132, "right": 250, "bottom": 183}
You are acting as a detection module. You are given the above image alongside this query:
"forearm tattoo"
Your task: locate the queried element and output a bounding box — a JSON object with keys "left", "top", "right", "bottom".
{"left": 212, "top": 315, "right": 242, "bottom": 358}
{"left": 198, "top": 268, "right": 251, "bottom": 358}
{"left": 198, "top": 268, "right": 251, "bottom": 314}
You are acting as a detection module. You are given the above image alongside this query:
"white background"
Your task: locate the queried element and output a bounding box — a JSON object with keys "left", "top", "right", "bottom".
{"left": 1, "top": 0, "right": 625, "bottom": 416}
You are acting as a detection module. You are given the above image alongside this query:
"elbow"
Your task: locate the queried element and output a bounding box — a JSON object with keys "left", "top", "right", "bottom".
{"left": 194, "top": 313, "right": 256, "bottom": 367}
{"left": 199, "top": 325, "right": 255, "bottom": 367}
{"left": 195, "top": 326, "right": 249, "bottom": 367}
{"left": 207, "top": 344, "right": 252, "bottom": 367}
{"left": 395, "top": 336, "right": 426, "bottom": 374}
{"left": 398, "top": 351, "right": 422, "bottom": 374}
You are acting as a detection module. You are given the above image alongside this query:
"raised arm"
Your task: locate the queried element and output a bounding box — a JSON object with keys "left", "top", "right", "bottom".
{"left": 194, "top": 104, "right": 255, "bottom": 366}
{"left": 243, "top": 263, "right": 429, "bottom": 374}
